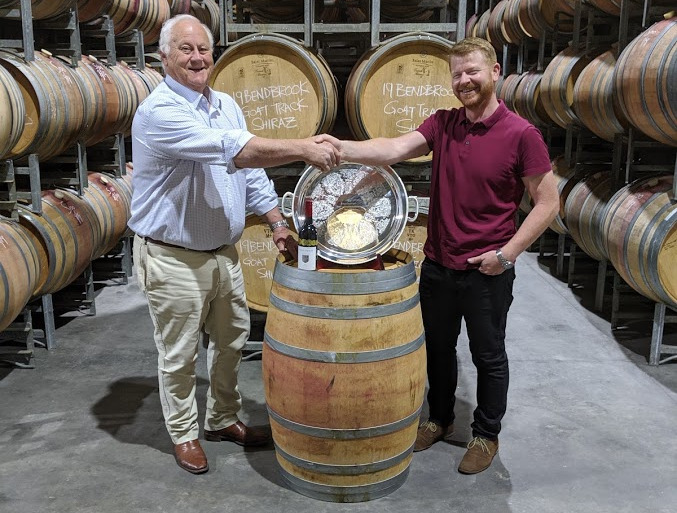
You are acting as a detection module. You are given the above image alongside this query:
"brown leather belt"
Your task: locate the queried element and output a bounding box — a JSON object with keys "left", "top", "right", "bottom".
{"left": 144, "top": 236, "right": 224, "bottom": 253}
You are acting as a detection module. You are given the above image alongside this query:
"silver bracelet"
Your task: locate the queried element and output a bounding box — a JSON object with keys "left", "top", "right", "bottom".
{"left": 269, "top": 219, "right": 289, "bottom": 231}
{"left": 495, "top": 249, "right": 515, "bottom": 270}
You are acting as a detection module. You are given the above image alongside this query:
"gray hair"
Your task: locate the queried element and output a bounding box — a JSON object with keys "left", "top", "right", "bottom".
{"left": 158, "top": 14, "right": 213, "bottom": 56}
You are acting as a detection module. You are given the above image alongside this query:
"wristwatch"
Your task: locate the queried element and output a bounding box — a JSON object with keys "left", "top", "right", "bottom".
{"left": 269, "top": 219, "right": 289, "bottom": 231}
{"left": 495, "top": 249, "right": 515, "bottom": 270}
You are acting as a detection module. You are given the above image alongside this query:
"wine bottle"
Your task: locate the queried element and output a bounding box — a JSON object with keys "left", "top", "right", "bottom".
{"left": 297, "top": 198, "right": 318, "bottom": 271}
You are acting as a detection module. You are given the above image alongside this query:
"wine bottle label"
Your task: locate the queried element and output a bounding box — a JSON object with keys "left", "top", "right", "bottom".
{"left": 298, "top": 238, "right": 318, "bottom": 246}
{"left": 297, "top": 245, "right": 317, "bottom": 271}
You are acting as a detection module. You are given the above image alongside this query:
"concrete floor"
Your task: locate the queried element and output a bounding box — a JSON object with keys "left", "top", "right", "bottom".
{"left": 1, "top": 250, "right": 676, "bottom": 513}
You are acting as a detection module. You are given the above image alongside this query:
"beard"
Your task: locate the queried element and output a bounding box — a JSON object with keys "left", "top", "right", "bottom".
{"left": 456, "top": 80, "right": 494, "bottom": 109}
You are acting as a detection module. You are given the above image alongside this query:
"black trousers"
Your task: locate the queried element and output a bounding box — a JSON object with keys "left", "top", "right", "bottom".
{"left": 419, "top": 257, "right": 515, "bottom": 440}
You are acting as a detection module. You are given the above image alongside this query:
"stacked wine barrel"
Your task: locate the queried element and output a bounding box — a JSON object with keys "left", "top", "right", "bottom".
{"left": 469, "top": 2, "right": 676, "bottom": 147}
{"left": 0, "top": 166, "right": 136, "bottom": 332}
{"left": 471, "top": 1, "right": 677, "bottom": 309}
{"left": 0, "top": 50, "right": 163, "bottom": 161}
{"left": 0, "top": 2, "right": 166, "bottom": 332}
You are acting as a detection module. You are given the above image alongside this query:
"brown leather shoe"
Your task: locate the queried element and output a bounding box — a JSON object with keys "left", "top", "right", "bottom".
{"left": 458, "top": 436, "right": 499, "bottom": 474}
{"left": 414, "top": 420, "right": 454, "bottom": 452}
{"left": 174, "top": 440, "right": 209, "bottom": 474}
{"left": 204, "top": 421, "right": 271, "bottom": 447}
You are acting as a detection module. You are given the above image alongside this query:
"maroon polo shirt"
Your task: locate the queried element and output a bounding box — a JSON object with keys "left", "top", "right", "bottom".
{"left": 416, "top": 100, "right": 551, "bottom": 270}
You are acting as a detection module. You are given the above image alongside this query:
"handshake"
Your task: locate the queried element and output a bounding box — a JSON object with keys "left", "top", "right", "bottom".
{"left": 303, "top": 133, "right": 344, "bottom": 172}
{"left": 302, "top": 131, "right": 417, "bottom": 172}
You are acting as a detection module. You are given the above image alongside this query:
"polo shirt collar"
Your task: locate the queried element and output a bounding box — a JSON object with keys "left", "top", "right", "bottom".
{"left": 164, "top": 74, "right": 219, "bottom": 109}
{"left": 460, "top": 99, "right": 508, "bottom": 129}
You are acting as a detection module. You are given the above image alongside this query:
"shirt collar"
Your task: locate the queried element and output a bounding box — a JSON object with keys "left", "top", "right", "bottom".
{"left": 459, "top": 99, "right": 508, "bottom": 129}
{"left": 164, "top": 74, "right": 219, "bottom": 110}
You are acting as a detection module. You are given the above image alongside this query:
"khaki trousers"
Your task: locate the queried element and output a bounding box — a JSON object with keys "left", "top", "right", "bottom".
{"left": 133, "top": 235, "right": 250, "bottom": 444}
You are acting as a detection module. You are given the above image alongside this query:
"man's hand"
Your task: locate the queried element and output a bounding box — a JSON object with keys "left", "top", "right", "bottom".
{"left": 467, "top": 250, "right": 505, "bottom": 275}
{"left": 304, "top": 134, "right": 341, "bottom": 171}
{"left": 272, "top": 227, "right": 298, "bottom": 260}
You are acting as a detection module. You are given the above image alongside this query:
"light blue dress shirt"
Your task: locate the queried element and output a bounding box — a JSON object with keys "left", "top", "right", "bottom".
{"left": 128, "top": 75, "right": 279, "bottom": 250}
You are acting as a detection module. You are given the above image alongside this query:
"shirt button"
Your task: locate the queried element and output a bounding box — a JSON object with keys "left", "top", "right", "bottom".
{"left": 465, "top": 141, "right": 470, "bottom": 145}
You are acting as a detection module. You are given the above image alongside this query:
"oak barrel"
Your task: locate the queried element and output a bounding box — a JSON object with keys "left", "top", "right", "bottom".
{"left": 263, "top": 250, "right": 426, "bottom": 502}
{"left": 210, "top": 33, "right": 337, "bottom": 140}
{"left": 501, "top": 0, "right": 532, "bottom": 43}
{"left": 76, "top": 0, "right": 112, "bottom": 22}
{"left": 613, "top": 17, "right": 677, "bottom": 147}
{"left": 236, "top": 212, "right": 298, "bottom": 313}
{"left": 18, "top": 189, "right": 99, "bottom": 295}
{"left": 472, "top": 9, "right": 491, "bottom": 40}
{"left": 0, "top": 63, "right": 25, "bottom": 159}
{"left": 116, "top": 163, "right": 135, "bottom": 238}
{"left": 563, "top": 171, "right": 614, "bottom": 261}
{"left": 30, "top": 0, "right": 74, "bottom": 19}
{"left": 345, "top": 32, "right": 462, "bottom": 164}
{"left": 169, "top": 0, "right": 191, "bottom": 15}
{"left": 0, "top": 219, "right": 41, "bottom": 332}
{"left": 541, "top": 0, "right": 575, "bottom": 33}
{"left": 601, "top": 175, "right": 677, "bottom": 309}
{"left": 0, "top": 49, "right": 85, "bottom": 161}
{"left": 496, "top": 72, "right": 524, "bottom": 113}
{"left": 540, "top": 45, "right": 595, "bottom": 129}
{"left": 190, "top": 0, "right": 220, "bottom": 42}
{"left": 487, "top": 1, "right": 512, "bottom": 49}
{"left": 104, "top": 0, "right": 170, "bottom": 45}
{"left": 85, "top": 172, "right": 132, "bottom": 259}
{"left": 573, "top": 49, "right": 628, "bottom": 142}
{"left": 513, "top": 69, "right": 550, "bottom": 127}
{"left": 516, "top": 0, "right": 550, "bottom": 39}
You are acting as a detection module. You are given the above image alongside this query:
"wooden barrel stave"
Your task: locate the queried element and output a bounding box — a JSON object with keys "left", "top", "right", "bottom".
{"left": 116, "top": 163, "right": 135, "bottom": 238}
{"left": 107, "top": 62, "right": 140, "bottom": 137}
{"left": 80, "top": 56, "right": 121, "bottom": 146}
{"left": 19, "top": 189, "right": 99, "bottom": 295}
{"left": 564, "top": 171, "right": 613, "bottom": 261}
{"left": 540, "top": 46, "right": 594, "bottom": 129}
{"left": 0, "top": 220, "right": 40, "bottom": 332}
{"left": 68, "top": 56, "right": 107, "bottom": 147}
{"left": 190, "top": 0, "right": 221, "bottom": 42}
{"left": 541, "top": 0, "right": 575, "bottom": 33}
{"left": 18, "top": 205, "right": 68, "bottom": 297}
{"left": 518, "top": 0, "right": 550, "bottom": 39}
{"left": 0, "top": 63, "right": 25, "bottom": 159}
{"left": 613, "top": 18, "right": 677, "bottom": 147}
{"left": 0, "top": 50, "right": 52, "bottom": 159}
{"left": 601, "top": 176, "right": 672, "bottom": 303}
{"left": 487, "top": 0, "right": 512, "bottom": 49}
{"left": 573, "top": 49, "right": 628, "bottom": 142}
{"left": 391, "top": 211, "right": 427, "bottom": 279}
{"left": 33, "top": 51, "right": 87, "bottom": 159}
{"left": 85, "top": 172, "right": 131, "bottom": 259}
{"left": 76, "top": 0, "right": 114, "bottom": 23}
{"left": 496, "top": 72, "right": 524, "bottom": 113}
{"left": 600, "top": 175, "right": 677, "bottom": 308}
{"left": 169, "top": 0, "right": 191, "bottom": 15}
{"left": 472, "top": 9, "right": 491, "bottom": 40}
{"left": 513, "top": 70, "right": 550, "bottom": 126}
{"left": 30, "top": 0, "right": 74, "bottom": 19}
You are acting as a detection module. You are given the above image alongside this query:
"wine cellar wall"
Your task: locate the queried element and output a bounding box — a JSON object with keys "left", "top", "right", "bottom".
{"left": 1, "top": 0, "right": 676, "bottom": 367}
